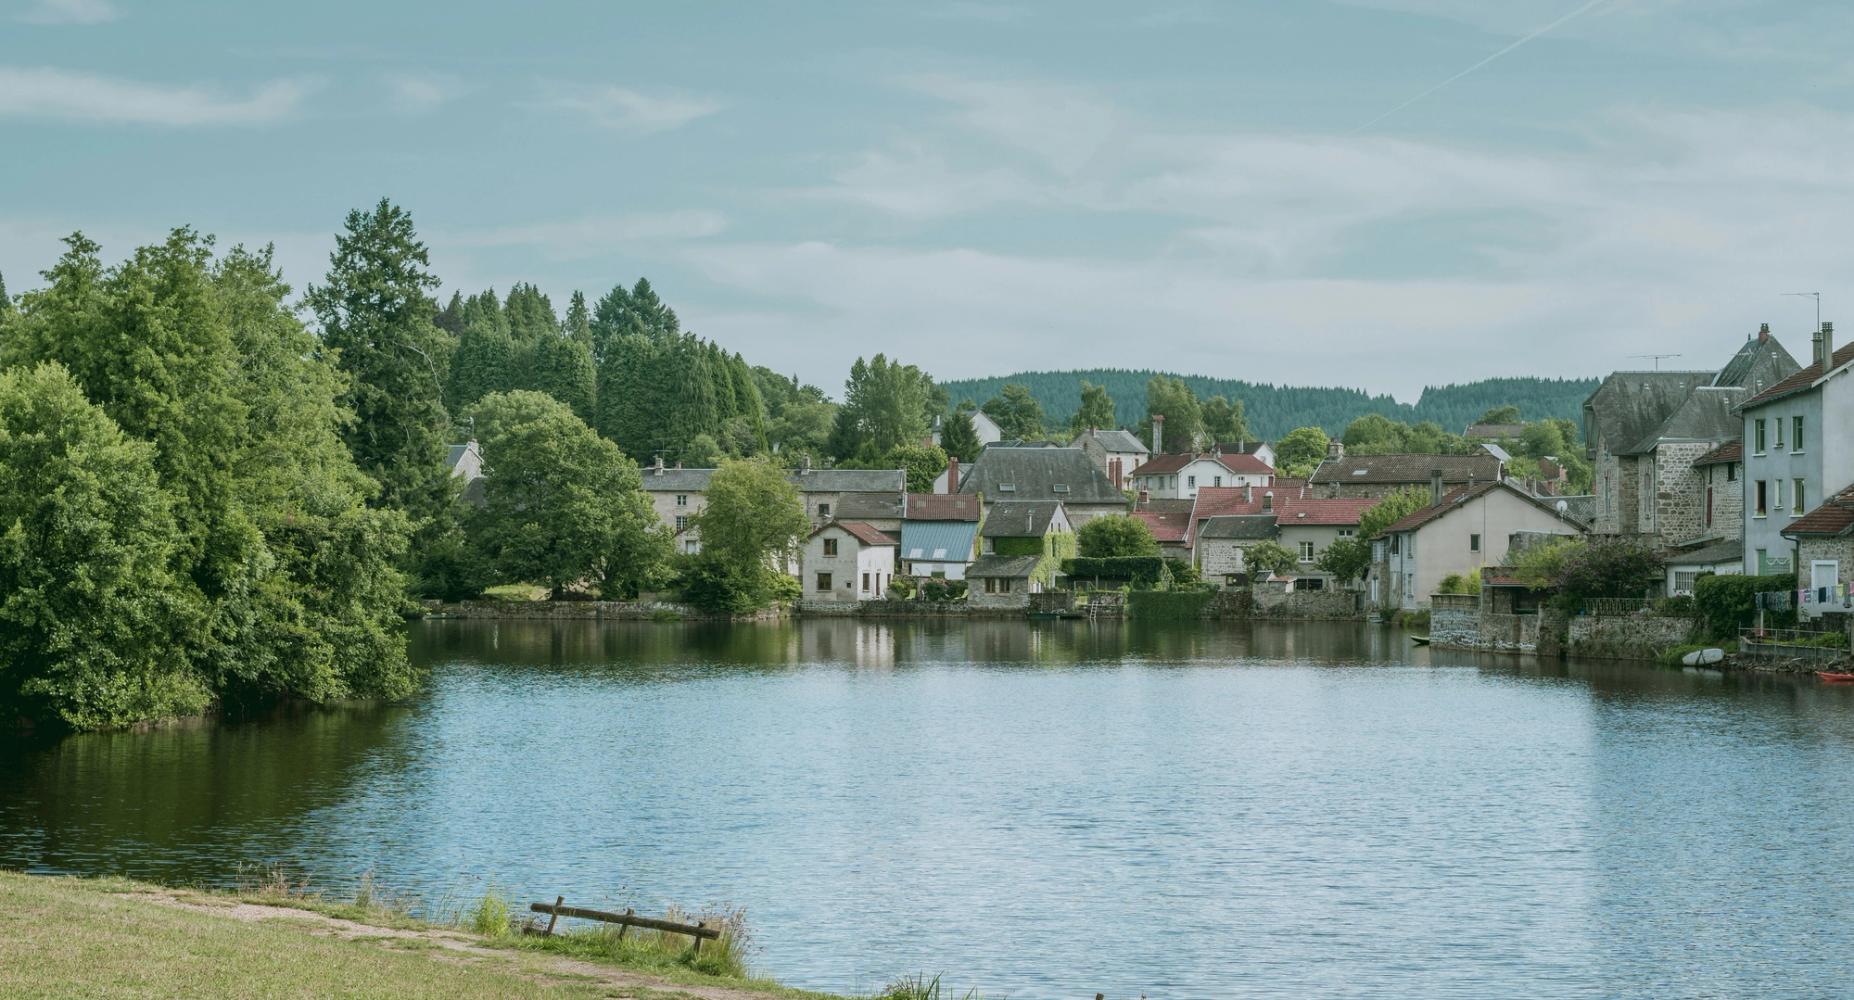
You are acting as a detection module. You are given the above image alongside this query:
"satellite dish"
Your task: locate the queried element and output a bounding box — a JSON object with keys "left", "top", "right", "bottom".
{"left": 1555, "top": 500, "right": 1569, "bottom": 514}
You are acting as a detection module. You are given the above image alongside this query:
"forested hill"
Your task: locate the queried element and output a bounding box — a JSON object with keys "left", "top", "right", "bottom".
{"left": 936, "top": 370, "right": 1599, "bottom": 440}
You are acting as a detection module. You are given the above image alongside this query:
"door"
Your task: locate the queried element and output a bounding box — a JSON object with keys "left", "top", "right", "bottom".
{"left": 1811, "top": 560, "right": 1839, "bottom": 613}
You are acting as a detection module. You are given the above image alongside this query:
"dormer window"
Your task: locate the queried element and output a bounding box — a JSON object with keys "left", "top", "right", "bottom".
{"left": 1052, "top": 484, "right": 1070, "bottom": 494}
{"left": 998, "top": 483, "right": 1016, "bottom": 493}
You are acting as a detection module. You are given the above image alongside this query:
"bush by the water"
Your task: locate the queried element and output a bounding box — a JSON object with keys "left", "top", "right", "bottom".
{"left": 1128, "top": 589, "right": 1212, "bottom": 620}
{"left": 1694, "top": 573, "right": 1798, "bottom": 640}
{"left": 1063, "top": 556, "right": 1171, "bottom": 589}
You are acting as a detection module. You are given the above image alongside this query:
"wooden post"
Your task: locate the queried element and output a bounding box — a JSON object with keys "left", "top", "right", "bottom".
{"left": 615, "top": 907, "right": 634, "bottom": 941}
{"left": 544, "top": 895, "right": 563, "bottom": 937}
{"left": 691, "top": 920, "right": 705, "bottom": 955}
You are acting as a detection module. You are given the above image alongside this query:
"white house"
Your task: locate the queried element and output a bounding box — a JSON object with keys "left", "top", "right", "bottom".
{"left": 1371, "top": 479, "right": 1585, "bottom": 612}
{"left": 1129, "top": 451, "right": 1274, "bottom": 501}
{"left": 801, "top": 521, "right": 898, "bottom": 605}
{"left": 934, "top": 409, "right": 1003, "bottom": 450}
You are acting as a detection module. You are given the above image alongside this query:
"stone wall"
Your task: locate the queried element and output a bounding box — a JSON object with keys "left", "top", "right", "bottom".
{"left": 1799, "top": 536, "right": 1854, "bottom": 619}
{"left": 1592, "top": 450, "right": 1623, "bottom": 534}
{"left": 1706, "top": 460, "right": 1744, "bottom": 540}
{"left": 1654, "top": 441, "right": 1713, "bottom": 543}
{"left": 1430, "top": 597, "right": 1480, "bottom": 647}
{"left": 1252, "top": 587, "right": 1362, "bottom": 620}
{"left": 424, "top": 600, "right": 783, "bottom": 621}
{"left": 1566, "top": 612, "right": 1695, "bottom": 660}
{"left": 1203, "top": 589, "right": 1249, "bottom": 620}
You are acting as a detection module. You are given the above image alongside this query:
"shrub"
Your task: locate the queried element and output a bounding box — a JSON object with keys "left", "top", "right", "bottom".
{"left": 1128, "top": 589, "right": 1211, "bottom": 621}
{"left": 1076, "top": 514, "right": 1160, "bottom": 558}
{"left": 470, "top": 887, "right": 510, "bottom": 938}
{"left": 1438, "top": 569, "right": 1481, "bottom": 595}
{"left": 1554, "top": 537, "right": 1664, "bottom": 609}
{"left": 888, "top": 577, "right": 915, "bottom": 600}
{"left": 1693, "top": 572, "right": 1797, "bottom": 640}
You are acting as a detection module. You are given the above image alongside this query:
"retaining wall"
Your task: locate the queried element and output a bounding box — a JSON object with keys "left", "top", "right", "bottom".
{"left": 1566, "top": 613, "right": 1694, "bottom": 660}
{"left": 423, "top": 600, "right": 784, "bottom": 621}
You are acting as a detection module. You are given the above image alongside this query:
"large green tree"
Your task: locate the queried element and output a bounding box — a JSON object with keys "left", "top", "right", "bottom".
{"left": 1274, "top": 426, "right": 1330, "bottom": 478}
{"left": 1361, "top": 486, "right": 1434, "bottom": 539}
{"left": 526, "top": 329, "right": 597, "bottom": 423}
{"left": 1077, "top": 514, "right": 1160, "bottom": 558}
{"left": 0, "top": 363, "right": 200, "bottom": 729}
{"left": 833, "top": 354, "right": 935, "bottom": 460}
{"left": 1071, "top": 380, "right": 1116, "bottom": 434}
{"left": 304, "top": 200, "right": 454, "bottom": 525}
{"left": 939, "top": 402, "right": 982, "bottom": 462}
{"left": 982, "top": 382, "right": 1045, "bottom": 441}
{"left": 684, "top": 458, "right": 809, "bottom": 612}
{"left": 1202, "top": 395, "right": 1248, "bottom": 444}
{"left": 468, "top": 391, "right": 670, "bottom": 599}
{"left": 1139, "top": 375, "right": 1203, "bottom": 452}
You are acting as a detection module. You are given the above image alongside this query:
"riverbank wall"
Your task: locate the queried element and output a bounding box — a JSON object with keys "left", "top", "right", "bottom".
{"left": 421, "top": 600, "right": 786, "bottom": 622}
{"left": 1429, "top": 593, "right": 1697, "bottom": 661}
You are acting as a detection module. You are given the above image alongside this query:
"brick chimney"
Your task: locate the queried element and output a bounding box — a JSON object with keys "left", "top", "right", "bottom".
{"left": 1430, "top": 468, "right": 1445, "bottom": 505}
{"left": 1327, "top": 438, "right": 1345, "bottom": 461}
{"left": 943, "top": 456, "right": 959, "bottom": 494}
{"left": 651, "top": 454, "right": 664, "bottom": 475}
{"left": 1262, "top": 491, "right": 1273, "bottom": 512}
{"left": 1759, "top": 322, "right": 1770, "bottom": 343}
{"left": 1152, "top": 414, "right": 1165, "bottom": 456}
{"left": 1107, "top": 456, "right": 1122, "bottom": 490}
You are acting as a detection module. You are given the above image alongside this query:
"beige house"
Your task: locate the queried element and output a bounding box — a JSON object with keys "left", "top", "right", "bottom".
{"left": 1370, "top": 480, "right": 1585, "bottom": 612}
{"left": 800, "top": 521, "right": 897, "bottom": 606}
{"left": 638, "top": 460, "right": 905, "bottom": 553}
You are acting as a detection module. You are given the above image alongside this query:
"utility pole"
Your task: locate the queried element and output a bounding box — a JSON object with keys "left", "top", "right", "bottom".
{"left": 1783, "top": 291, "right": 1822, "bottom": 332}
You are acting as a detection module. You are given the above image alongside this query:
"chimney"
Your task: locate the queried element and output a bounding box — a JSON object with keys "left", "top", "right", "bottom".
{"left": 1327, "top": 438, "right": 1345, "bottom": 461}
{"left": 1759, "top": 322, "right": 1770, "bottom": 343}
{"left": 1137, "top": 488, "right": 1150, "bottom": 505}
{"left": 1430, "top": 468, "right": 1445, "bottom": 505}
{"left": 1245, "top": 484, "right": 1253, "bottom": 504}
{"left": 1822, "top": 321, "right": 1836, "bottom": 369}
{"left": 1262, "top": 491, "right": 1273, "bottom": 512}
{"left": 800, "top": 454, "right": 812, "bottom": 473}
{"left": 1107, "top": 456, "right": 1122, "bottom": 490}
{"left": 651, "top": 454, "right": 664, "bottom": 475}
{"left": 944, "top": 456, "right": 959, "bottom": 494}
{"left": 1152, "top": 414, "right": 1165, "bottom": 456}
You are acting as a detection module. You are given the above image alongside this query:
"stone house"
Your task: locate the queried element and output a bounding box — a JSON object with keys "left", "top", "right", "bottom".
{"left": 1185, "top": 486, "right": 1373, "bottom": 588}
{"left": 1196, "top": 514, "right": 1278, "bottom": 582}
{"left": 1128, "top": 450, "right": 1274, "bottom": 500}
{"left": 899, "top": 493, "right": 981, "bottom": 580}
{"left": 1691, "top": 440, "right": 1745, "bottom": 542}
{"left": 1740, "top": 326, "right": 1854, "bottom": 575}
{"left": 1665, "top": 540, "right": 1744, "bottom": 597}
{"left": 1782, "top": 483, "right": 1854, "bottom": 618}
{"left": 638, "top": 460, "right": 905, "bottom": 553}
{"left": 957, "top": 446, "right": 1124, "bottom": 525}
{"left": 1131, "top": 501, "right": 1193, "bottom": 560}
{"left": 1369, "top": 479, "right": 1586, "bottom": 612}
{"left": 446, "top": 439, "right": 486, "bottom": 507}
{"left": 968, "top": 500, "right": 1075, "bottom": 609}
{"left": 801, "top": 521, "right": 897, "bottom": 606}
{"left": 1305, "top": 452, "right": 1503, "bottom": 500}
{"left": 965, "top": 556, "right": 1046, "bottom": 610}
{"left": 1071, "top": 428, "right": 1149, "bottom": 489}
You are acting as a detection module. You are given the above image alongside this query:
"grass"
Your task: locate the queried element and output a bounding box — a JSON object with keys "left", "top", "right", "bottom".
{"left": 480, "top": 582, "right": 551, "bottom": 602}
{"left": 0, "top": 869, "right": 966, "bottom": 999}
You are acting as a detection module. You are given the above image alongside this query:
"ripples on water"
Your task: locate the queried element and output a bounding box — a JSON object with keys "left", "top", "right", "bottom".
{"left": 5, "top": 619, "right": 1854, "bottom": 998}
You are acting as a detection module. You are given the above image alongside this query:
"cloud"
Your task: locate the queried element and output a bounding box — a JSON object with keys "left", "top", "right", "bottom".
{"left": 18, "top": 0, "right": 119, "bottom": 25}
{"left": 386, "top": 72, "right": 465, "bottom": 113}
{"left": 897, "top": 74, "right": 1120, "bottom": 173}
{"left": 442, "top": 211, "right": 729, "bottom": 258}
{"left": 803, "top": 144, "right": 1044, "bottom": 219}
{"left": 0, "top": 66, "right": 315, "bottom": 125}
{"left": 539, "top": 83, "right": 721, "bottom": 132}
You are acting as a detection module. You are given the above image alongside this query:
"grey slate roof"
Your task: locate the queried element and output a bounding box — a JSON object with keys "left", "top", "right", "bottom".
{"left": 1073, "top": 428, "right": 1149, "bottom": 454}
{"left": 1621, "top": 385, "right": 1744, "bottom": 454}
{"left": 1666, "top": 539, "right": 1744, "bottom": 566}
{"left": 959, "top": 446, "right": 1122, "bottom": 504}
{"left": 1713, "top": 333, "right": 1801, "bottom": 391}
{"left": 1308, "top": 453, "right": 1503, "bottom": 486}
{"left": 980, "top": 500, "right": 1064, "bottom": 538}
{"left": 1197, "top": 515, "right": 1279, "bottom": 540}
{"left": 899, "top": 520, "right": 979, "bottom": 563}
{"left": 446, "top": 443, "right": 475, "bottom": 469}
{"left": 1581, "top": 371, "right": 1714, "bottom": 457}
{"left": 639, "top": 467, "right": 717, "bottom": 492}
{"left": 966, "top": 554, "right": 1044, "bottom": 579}
{"left": 833, "top": 492, "right": 905, "bottom": 520}
{"left": 639, "top": 466, "right": 906, "bottom": 494}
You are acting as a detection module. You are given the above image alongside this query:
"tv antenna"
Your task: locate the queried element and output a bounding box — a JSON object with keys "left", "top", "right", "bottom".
{"left": 1629, "top": 353, "right": 1683, "bottom": 370}
{"left": 1783, "top": 291, "right": 1822, "bottom": 331}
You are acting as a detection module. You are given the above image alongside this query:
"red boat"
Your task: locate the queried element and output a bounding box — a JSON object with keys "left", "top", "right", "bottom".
{"left": 1818, "top": 671, "right": 1854, "bottom": 683}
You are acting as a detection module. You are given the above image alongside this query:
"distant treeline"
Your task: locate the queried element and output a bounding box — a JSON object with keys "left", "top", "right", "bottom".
{"left": 937, "top": 370, "right": 1599, "bottom": 441}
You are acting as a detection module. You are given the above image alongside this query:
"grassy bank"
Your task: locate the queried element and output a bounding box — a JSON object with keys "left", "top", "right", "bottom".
{"left": 0, "top": 871, "right": 978, "bottom": 1000}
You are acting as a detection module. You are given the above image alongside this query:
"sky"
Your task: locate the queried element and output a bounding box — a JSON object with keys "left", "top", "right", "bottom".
{"left": 3, "top": 0, "right": 1852, "bottom": 401}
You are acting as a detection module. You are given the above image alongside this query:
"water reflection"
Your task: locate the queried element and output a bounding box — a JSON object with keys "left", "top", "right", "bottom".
{"left": 5, "top": 619, "right": 1854, "bottom": 997}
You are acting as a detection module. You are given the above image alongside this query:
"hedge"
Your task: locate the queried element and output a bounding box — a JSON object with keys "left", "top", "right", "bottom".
{"left": 1062, "top": 556, "right": 1170, "bottom": 588}
{"left": 1693, "top": 572, "right": 1797, "bottom": 640}
{"left": 1128, "top": 589, "right": 1212, "bottom": 621}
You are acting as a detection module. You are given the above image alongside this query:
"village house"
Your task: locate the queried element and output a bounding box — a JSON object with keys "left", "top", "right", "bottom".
{"left": 967, "top": 500, "right": 1074, "bottom": 609}
{"left": 933, "top": 408, "right": 1003, "bottom": 450}
{"left": 638, "top": 459, "right": 906, "bottom": 553}
{"left": 1131, "top": 501, "right": 1193, "bottom": 560}
{"left": 955, "top": 446, "right": 1125, "bottom": 525}
{"left": 1128, "top": 450, "right": 1274, "bottom": 500}
{"left": 1369, "top": 477, "right": 1586, "bottom": 612}
{"left": 1584, "top": 326, "right": 1797, "bottom": 541}
{"left": 1195, "top": 514, "right": 1278, "bottom": 582}
{"left": 1782, "top": 483, "right": 1854, "bottom": 618}
{"left": 1740, "top": 324, "right": 1854, "bottom": 575}
{"left": 1070, "top": 428, "right": 1149, "bottom": 489}
{"left": 898, "top": 492, "right": 981, "bottom": 580}
{"left": 1214, "top": 440, "right": 1276, "bottom": 468}
{"left": 1665, "top": 540, "right": 1745, "bottom": 597}
{"left": 1185, "top": 485, "right": 1375, "bottom": 588}
{"left": 1654, "top": 438, "right": 1748, "bottom": 590}
{"left": 801, "top": 521, "right": 898, "bottom": 606}
{"left": 1305, "top": 445, "right": 1504, "bottom": 500}
{"left": 446, "top": 439, "right": 486, "bottom": 506}
{"left": 1464, "top": 422, "right": 1527, "bottom": 442}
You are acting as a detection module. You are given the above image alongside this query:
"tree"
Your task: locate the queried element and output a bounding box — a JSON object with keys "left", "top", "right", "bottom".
{"left": 885, "top": 442, "right": 949, "bottom": 493}
{"left": 563, "top": 290, "right": 594, "bottom": 348}
{"left": 682, "top": 432, "right": 724, "bottom": 467}
{"left": 685, "top": 458, "right": 809, "bottom": 612}
{"left": 304, "top": 199, "right": 453, "bottom": 526}
{"left": 1342, "top": 413, "right": 1407, "bottom": 455}
{"left": 1478, "top": 405, "right": 1522, "bottom": 425}
{"left": 1244, "top": 540, "right": 1297, "bottom": 579}
{"left": 1275, "top": 426, "right": 1330, "bottom": 478}
{"left": 1077, "top": 514, "right": 1160, "bottom": 558}
{"left": 834, "top": 354, "right": 935, "bottom": 460}
{"left": 939, "top": 403, "right": 982, "bottom": 462}
{"left": 1071, "top": 380, "right": 1116, "bottom": 434}
{"left": 983, "top": 382, "right": 1045, "bottom": 441}
{"left": 468, "top": 391, "right": 670, "bottom": 599}
{"left": 1315, "top": 536, "right": 1371, "bottom": 584}
{"left": 0, "top": 270, "right": 10, "bottom": 314}
{"left": 447, "top": 302, "right": 516, "bottom": 414}
{"left": 1139, "top": 375, "right": 1202, "bottom": 452}
{"left": 1202, "top": 395, "right": 1248, "bottom": 444}
{"left": 1518, "top": 421, "right": 1567, "bottom": 459}
{"left": 1555, "top": 537, "right": 1664, "bottom": 606}
{"left": 526, "top": 331, "right": 597, "bottom": 423}
{"left": 1360, "top": 486, "right": 1433, "bottom": 539}
{"left": 0, "top": 363, "right": 200, "bottom": 729}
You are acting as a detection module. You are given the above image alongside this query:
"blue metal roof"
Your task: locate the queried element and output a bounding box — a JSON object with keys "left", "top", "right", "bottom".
{"left": 899, "top": 520, "right": 978, "bottom": 563}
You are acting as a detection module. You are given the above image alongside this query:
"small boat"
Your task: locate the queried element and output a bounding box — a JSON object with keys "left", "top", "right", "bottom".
{"left": 1818, "top": 670, "right": 1854, "bottom": 683}
{"left": 1681, "top": 648, "right": 1725, "bottom": 667}
{"left": 1409, "top": 635, "right": 1431, "bottom": 646}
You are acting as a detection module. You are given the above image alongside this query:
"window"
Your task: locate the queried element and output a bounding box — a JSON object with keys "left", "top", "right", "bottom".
{"left": 1794, "top": 479, "right": 1806, "bottom": 516}
{"left": 1775, "top": 417, "right": 1785, "bottom": 451}
{"left": 822, "top": 538, "right": 838, "bottom": 556}
{"left": 1299, "top": 541, "right": 1315, "bottom": 562}
{"left": 1391, "top": 535, "right": 1401, "bottom": 554}
{"left": 1470, "top": 533, "right": 1481, "bottom": 553}
{"left": 1756, "top": 549, "right": 1769, "bottom": 574}
{"left": 683, "top": 540, "right": 699, "bottom": 554}
{"left": 1775, "top": 478, "right": 1785, "bottom": 510}
{"left": 1293, "top": 577, "right": 1325, "bottom": 591}
{"left": 1754, "top": 419, "right": 1767, "bottom": 454}
{"left": 999, "top": 578, "right": 1013, "bottom": 593}
{"left": 815, "top": 572, "right": 832, "bottom": 591}
{"left": 1706, "top": 487, "right": 1714, "bottom": 528}
{"left": 1755, "top": 480, "right": 1768, "bottom": 517}
{"left": 983, "top": 578, "right": 995, "bottom": 594}
{"left": 1793, "top": 416, "right": 1805, "bottom": 453}
{"left": 817, "top": 502, "right": 831, "bottom": 517}
{"left": 675, "top": 494, "right": 688, "bottom": 507}
{"left": 1337, "top": 529, "right": 1356, "bottom": 539}
{"left": 861, "top": 572, "right": 870, "bottom": 593}
{"left": 1674, "top": 570, "right": 1698, "bottom": 595}
{"left": 1213, "top": 476, "right": 1223, "bottom": 488}
{"left": 674, "top": 515, "right": 688, "bottom": 531}
{"left": 1727, "top": 463, "right": 1737, "bottom": 482}
{"left": 1187, "top": 475, "right": 1197, "bottom": 489}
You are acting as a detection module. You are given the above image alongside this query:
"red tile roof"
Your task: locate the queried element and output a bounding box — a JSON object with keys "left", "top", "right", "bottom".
{"left": 1129, "top": 452, "right": 1274, "bottom": 478}
{"left": 1693, "top": 439, "right": 1742, "bottom": 466}
{"left": 1741, "top": 341, "right": 1854, "bottom": 409}
{"left": 904, "top": 493, "right": 981, "bottom": 521}
{"left": 1782, "top": 483, "right": 1854, "bottom": 538}
{"left": 1133, "top": 509, "right": 1190, "bottom": 543}
{"left": 1184, "top": 486, "right": 1374, "bottom": 545}
{"left": 813, "top": 520, "right": 899, "bottom": 546}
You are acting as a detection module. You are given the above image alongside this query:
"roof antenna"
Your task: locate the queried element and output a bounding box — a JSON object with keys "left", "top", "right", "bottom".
{"left": 1783, "top": 291, "right": 1822, "bottom": 332}
{"left": 1628, "top": 354, "right": 1682, "bottom": 370}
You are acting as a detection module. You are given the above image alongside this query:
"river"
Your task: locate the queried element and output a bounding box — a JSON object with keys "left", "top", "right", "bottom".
{"left": 4, "top": 619, "right": 1852, "bottom": 998}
